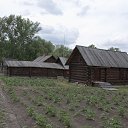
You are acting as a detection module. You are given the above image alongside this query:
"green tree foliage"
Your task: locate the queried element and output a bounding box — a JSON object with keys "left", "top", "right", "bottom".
{"left": 0, "top": 15, "right": 41, "bottom": 61}
{"left": 53, "top": 45, "right": 72, "bottom": 58}
{"left": 31, "top": 36, "right": 55, "bottom": 60}
{"left": 108, "top": 47, "right": 121, "bottom": 52}
{"left": 88, "top": 44, "right": 97, "bottom": 48}
{"left": 0, "top": 15, "right": 72, "bottom": 62}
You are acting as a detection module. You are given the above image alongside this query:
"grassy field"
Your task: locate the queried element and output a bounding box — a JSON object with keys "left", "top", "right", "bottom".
{"left": 0, "top": 76, "right": 128, "bottom": 128}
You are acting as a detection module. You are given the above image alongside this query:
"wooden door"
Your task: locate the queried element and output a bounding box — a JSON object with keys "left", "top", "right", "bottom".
{"left": 94, "top": 68, "right": 101, "bottom": 81}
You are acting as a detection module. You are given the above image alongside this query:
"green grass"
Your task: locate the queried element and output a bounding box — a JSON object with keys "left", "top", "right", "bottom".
{"left": 0, "top": 76, "right": 128, "bottom": 128}
{"left": 0, "top": 109, "right": 6, "bottom": 128}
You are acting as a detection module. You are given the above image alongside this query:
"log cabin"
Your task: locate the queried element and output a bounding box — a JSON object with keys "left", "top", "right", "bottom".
{"left": 4, "top": 61, "right": 64, "bottom": 77}
{"left": 3, "top": 55, "right": 69, "bottom": 78}
{"left": 66, "top": 45, "right": 128, "bottom": 85}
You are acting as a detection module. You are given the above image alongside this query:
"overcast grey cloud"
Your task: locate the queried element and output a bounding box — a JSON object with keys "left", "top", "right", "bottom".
{"left": 103, "top": 36, "right": 128, "bottom": 52}
{"left": 0, "top": 0, "right": 128, "bottom": 51}
{"left": 22, "top": 1, "right": 33, "bottom": 6}
{"left": 41, "top": 25, "right": 54, "bottom": 34}
{"left": 22, "top": 10, "right": 31, "bottom": 16}
{"left": 37, "top": 0, "right": 63, "bottom": 15}
{"left": 77, "top": 6, "right": 90, "bottom": 16}
{"left": 39, "top": 25, "right": 79, "bottom": 45}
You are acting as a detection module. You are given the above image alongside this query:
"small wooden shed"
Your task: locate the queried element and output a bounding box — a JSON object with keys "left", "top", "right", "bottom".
{"left": 66, "top": 45, "right": 128, "bottom": 85}
{"left": 4, "top": 61, "right": 64, "bottom": 77}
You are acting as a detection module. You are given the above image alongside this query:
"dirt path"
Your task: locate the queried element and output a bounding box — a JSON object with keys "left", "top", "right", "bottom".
{"left": 0, "top": 80, "right": 21, "bottom": 128}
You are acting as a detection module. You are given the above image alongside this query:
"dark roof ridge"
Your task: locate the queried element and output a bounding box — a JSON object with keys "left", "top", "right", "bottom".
{"left": 76, "top": 45, "right": 127, "bottom": 54}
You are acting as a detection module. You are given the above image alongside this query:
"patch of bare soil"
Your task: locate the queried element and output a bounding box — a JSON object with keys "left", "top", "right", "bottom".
{"left": 0, "top": 80, "right": 20, "bottom": 128}
{"left": 0, "top": 80, "right": 38, "bottom": 128}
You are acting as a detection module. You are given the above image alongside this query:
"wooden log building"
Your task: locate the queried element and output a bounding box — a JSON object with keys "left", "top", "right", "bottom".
{"left": 3, "top": 55, "right": 69, "bottom": 78}
{"left": 4, "top": 61, "right": 64, "bottom": 77}
{"left": 66, "top": 45, "right": 128, "bottom": 85}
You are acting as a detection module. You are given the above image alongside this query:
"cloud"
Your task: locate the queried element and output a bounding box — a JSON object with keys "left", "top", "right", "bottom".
{"left": 102, "top": 35, "right": 128, "bottom": 52}
{"left": 1, "top": 0, "right": 128, "bottom": 52}
{"left": 39, "top": 25, "right": 79, "bottom": 45}
{"left": 41, "top": 25, "right": 54, "bottom": 34}
{"left": 77, "top": 6, "right": 90, "bottom": 16}
{"left": 22, "top": 1, "right": 33, "bottom": 6}
{"left": 65, "top": 0, "right": 94, "bottom": 7}
{"left": 37, "top": 0, "right": 63, "bottom": 15}
{"left": 22, "top": 10, "right": 31, "bottom": 16}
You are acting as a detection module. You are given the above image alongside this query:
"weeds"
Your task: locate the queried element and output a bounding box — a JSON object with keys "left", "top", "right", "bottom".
{"left": 45, "top": 105, "right": 57, "bottom": 117}
{"left": 82, "top": 107, "right": 96, "bottom": 120}
{"left": 0, "top": 76, "right": 128, "bottom": 128}
{"left": 27, "top": 107, "right": 35, "bottom": 117}
{"left": 0, "top": 109, "right": 6, "bottom": 128}
{"left": 102, "top": 117, "right": 123, "bottom": 128}
{"left": 58, "top": 110, "right": 71, "bottom": 127}
{"left": 27, "top": 107, "right": 53, "bottom": 128}
{"left": 117, "top": 106, "right": 126, "bottom": 117}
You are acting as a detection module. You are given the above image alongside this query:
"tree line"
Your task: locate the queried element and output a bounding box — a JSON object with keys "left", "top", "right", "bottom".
{"left": 88, "top": 44, "right": 121, "bottom": 51}
{"left": 0, "top": 15, "right": 72, "bottom": 63}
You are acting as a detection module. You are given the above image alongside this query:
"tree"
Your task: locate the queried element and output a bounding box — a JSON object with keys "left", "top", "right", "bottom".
{"left": 0, "top": 15, "right": 41, "bottom": 61}
{"left": 31, "top": 36, "right": 55, "bottom": 60}
{"left": 108, "top": 47, "right": 121, "bottom": 52}
{"left": 88, "top": 44, "right": 97, "bottom": 48}
{"left": 53, "top": 45, "right": 72, "bottom": 58}
{"left": 0, "top": 15, "right": 72, "bottom": 62}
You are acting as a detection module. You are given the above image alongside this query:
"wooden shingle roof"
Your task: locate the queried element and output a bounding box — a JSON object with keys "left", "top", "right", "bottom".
{"left": 57, "top": 57, "right": 69, "bottom": 70}
{"left": 5, "top": 61, "right": 64, "bottom": 69}
{"left": 67, "top": 45, "right": 128, "bottom": 68}
{"left": 33, "top": 55, "right": 56, "bottom": 63}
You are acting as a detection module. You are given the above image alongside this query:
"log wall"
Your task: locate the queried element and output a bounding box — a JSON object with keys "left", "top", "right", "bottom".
{"left": 6, "top": 67, "right": 64, "bottom": 78}
{"left": 9, "top": 67, "right": 30, "bottom": 76}
{"left": 63, "top": 70, "right": 69, "bottom": 78}
{"left": 69, "top": 49, "right": 91, "bottom": 84}
{"left": 91, "top": 68, "right": 128, "bottom": 84}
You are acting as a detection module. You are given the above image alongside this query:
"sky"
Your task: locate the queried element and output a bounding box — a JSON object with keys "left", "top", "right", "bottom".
{"left": 0, "top": 0, "right": 128, "bottom": 51}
